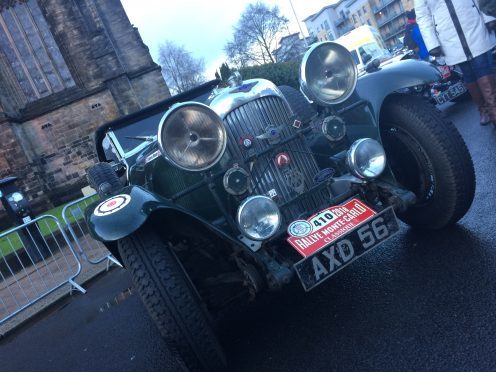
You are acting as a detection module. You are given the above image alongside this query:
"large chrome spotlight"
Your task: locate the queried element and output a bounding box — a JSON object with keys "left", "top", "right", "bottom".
{"left": 237, "top": 196, "right": 281, "bottom": 241}
{"left": 158, "top": 102, "right": 227, "bottom": 171}
{"left": 300, "top": 42, "right": 358, "bottom": 105}
{"left": 346, "top": 138, "right": 386, "bottom": 179}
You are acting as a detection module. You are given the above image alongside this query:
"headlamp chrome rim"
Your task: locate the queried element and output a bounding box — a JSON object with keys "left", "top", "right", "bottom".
{"left": 346, "top": 138, "right": 387, "bottom": 179}
{"left": 157, "top": 102, "right": 227, "bottom": 172}
{"left": 236, "top": 195, "right": 282, "bottom": 241}
{"left": 300, "top": 41, "right": 358, "bottom": 106}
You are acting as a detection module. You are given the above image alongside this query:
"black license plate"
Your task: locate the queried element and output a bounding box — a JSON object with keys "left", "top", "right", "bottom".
{"left": 434, "top": 82, "right": 466, "bottom": 105}
{"left": 294, "top": 207, "right": 400, "bottom": 291}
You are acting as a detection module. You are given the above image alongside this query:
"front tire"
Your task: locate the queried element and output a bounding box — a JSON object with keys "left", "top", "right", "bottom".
{"left": 118, "top": 226, "right": 227, "bottom": 371}
{"left": 380, "top": 94, "right": 475, "bottom": 229}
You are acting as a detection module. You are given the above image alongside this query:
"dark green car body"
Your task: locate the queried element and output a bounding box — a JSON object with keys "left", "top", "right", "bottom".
{"left": 85, "top": 59, "right": 440, "bottom": 262}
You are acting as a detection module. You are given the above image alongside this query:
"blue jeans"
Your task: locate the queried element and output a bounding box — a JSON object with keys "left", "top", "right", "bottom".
{"left": 458, "top": 51, "right": 494, "bottom": 83}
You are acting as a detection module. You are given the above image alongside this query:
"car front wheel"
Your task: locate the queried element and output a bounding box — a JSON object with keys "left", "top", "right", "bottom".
{"left": 118, "top": 226, "right": 227, "bottom": 371}
{"left": 380, "top": 94, "right": 475, "bottom": 229}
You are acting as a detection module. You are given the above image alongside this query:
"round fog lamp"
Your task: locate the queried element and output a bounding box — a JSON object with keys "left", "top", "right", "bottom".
{"left": 223, "top": 166, "right": 250, "bottom": 195}
{"left": 346, "top": 138, "right": 386, "bottom": 179}
{"left": 237, "top": 196, "right": 281, "bottom": 241}
{"left": 322, "top": 115, "right": 346, "bottom": 142}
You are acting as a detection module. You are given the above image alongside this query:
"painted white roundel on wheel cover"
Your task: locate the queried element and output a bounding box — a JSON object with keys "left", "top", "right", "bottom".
{"left": 94, "top": 194, "right": 131, "bottom": 217}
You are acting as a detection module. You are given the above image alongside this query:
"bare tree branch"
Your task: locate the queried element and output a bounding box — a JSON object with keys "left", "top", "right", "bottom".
{"left": 158, "top": 41, "right": 206, "bottom": 95}
{"left": 224, "top": 2, "right": 289, "bottom": 67}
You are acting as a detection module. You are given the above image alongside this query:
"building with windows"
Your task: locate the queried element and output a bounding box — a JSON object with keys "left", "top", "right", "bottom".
{"left": 303, "top": 0, "right": 414, "bottom": 48}
{"left": 370, "top": 0, "right": 414, "bottom": 47}
{"left": 0, "top": 0, "right": 170, "bottom": 226}
{"left": 345, "top": 0, "right": 378, "bottom": 30}
{"left": 332, "top": 4, "right": 355, "bottom": 37}
{"left": 273, "top": 32, "right": 308, "bottom": 62}
{"left": 303, "top": 0, "right": 379, "bottom": 42}
{"left": 303, "top": 4, "right": 341, "bottom": 42}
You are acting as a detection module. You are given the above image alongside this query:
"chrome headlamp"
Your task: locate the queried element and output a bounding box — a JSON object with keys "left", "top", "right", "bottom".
{"left": 300, "top": 42, "right": 358, "bottom": 105}
{"left": 158, "top": 102, "right": 227, "bottom": 171}
{"left": 346, "top": 138, "right": 386, "bottom": 179}
{"left": 237, "top": 196, "right": 281, "bottom": 241}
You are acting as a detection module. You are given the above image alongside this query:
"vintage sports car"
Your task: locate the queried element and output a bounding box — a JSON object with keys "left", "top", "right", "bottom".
{"left": 84, "top": 42, "right": 475, "bottom": 371}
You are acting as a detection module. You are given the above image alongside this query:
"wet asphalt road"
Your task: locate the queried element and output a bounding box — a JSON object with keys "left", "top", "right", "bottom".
{"left": 2, "top": 99, "right": 496, "bottom": 371}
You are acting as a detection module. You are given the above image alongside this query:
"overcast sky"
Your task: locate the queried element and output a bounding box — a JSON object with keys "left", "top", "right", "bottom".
{"left": 121, "top": 0, "right": 338, "bottom": 78}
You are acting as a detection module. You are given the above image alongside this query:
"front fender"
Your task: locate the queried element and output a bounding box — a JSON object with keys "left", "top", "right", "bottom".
{"left": 85, "top": 185, "right": 171, "bottom": 241}
{"left": 355, "top": 59, "right": 441, "bottom": 122}
{"left": 84, "top": 186, "right": 240, "bottom": 246}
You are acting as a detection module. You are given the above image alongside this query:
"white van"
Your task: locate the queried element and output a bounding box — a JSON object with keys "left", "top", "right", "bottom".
{"left": 335, "top": 25, "right": 392, "bottom": 72}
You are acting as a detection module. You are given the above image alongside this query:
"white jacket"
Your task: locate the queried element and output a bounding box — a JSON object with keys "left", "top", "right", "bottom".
{"left": 416, "top": 0, "right": 496, "bottom": 65}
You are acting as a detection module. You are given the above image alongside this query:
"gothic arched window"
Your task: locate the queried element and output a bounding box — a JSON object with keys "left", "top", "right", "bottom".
{"left": 0, "top": 0, "right": 75, "bottom": 102}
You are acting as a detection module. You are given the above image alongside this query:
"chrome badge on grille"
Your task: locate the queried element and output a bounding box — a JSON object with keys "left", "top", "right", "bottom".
{"left": 284, "top": 169, "right": 305, "bottom": 194}
{"left": 221, "top": 93, "right": 328, "bottom": 222}
{"left": 239, "top": 133, "right": 254, "bottom": 149}
{"left": 256, "top": 125, "right": 283, "bottom": 144}
{"left": 274, "top": 152, "right": 305, "bottom": 194}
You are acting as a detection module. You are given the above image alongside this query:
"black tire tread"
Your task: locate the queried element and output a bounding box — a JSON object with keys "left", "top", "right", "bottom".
{"left": 381, "top": 94, "right": 475, "bottom": 229}
{"left": 118, "top": 227, "right": 226, "bottom": 371}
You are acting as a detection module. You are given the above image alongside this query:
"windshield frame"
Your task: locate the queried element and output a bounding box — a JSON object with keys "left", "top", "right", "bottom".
{"left": 107, "top": 129, "right": 158, "bottom": 159}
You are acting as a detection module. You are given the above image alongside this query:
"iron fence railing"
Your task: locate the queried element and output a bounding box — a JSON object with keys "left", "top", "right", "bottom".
{"left": 0, "top": 215, "right": 85, "bottom": 324}
{"left": 62, "top": 194, "right": 122, "bottom": 269}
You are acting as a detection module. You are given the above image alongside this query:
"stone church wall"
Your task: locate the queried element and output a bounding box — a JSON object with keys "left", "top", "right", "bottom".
{"left": 0, "top": 0, "right": 170, "bottom": 228}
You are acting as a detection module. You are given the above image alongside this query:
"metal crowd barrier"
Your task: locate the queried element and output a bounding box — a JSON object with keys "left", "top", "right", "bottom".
{"left": 0, "top": 215, "right": 86, "bottom": 324}
{"left": 62, "top": 194, "right": 122, "bottom": 270}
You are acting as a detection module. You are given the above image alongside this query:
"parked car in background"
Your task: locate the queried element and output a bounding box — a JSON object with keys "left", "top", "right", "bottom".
{"left": 84, "top": 42, "right": 475, "bottom": 371}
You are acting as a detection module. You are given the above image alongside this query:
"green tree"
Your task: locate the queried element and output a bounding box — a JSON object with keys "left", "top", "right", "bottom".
{"left": 219, "top": 63, "right": 232, "bottom": 82}
{"left": 238, "top": 61, "right": 300, "bottom": 89}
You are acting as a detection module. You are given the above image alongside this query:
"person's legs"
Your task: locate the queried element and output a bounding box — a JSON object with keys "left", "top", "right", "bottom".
{"left": 465, "top": 82, "right": 491, "bottom": 124}
{"left": 459, "top": 55, "right": 491, "bottom": 125}
{"left": 473, "top": 51, "right": 496, "bottom": 124}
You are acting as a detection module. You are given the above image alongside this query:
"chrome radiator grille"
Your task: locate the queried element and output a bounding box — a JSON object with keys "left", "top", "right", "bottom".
{"left": 223, "top": 96, "right": 329, "bottom": 223}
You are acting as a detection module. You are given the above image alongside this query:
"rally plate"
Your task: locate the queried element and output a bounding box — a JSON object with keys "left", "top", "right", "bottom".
{"left": 294, "top": 207, "right": 399, "bottom": 292}
{"left": 287, "top": 198, "right": 377, "bottom": 257}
